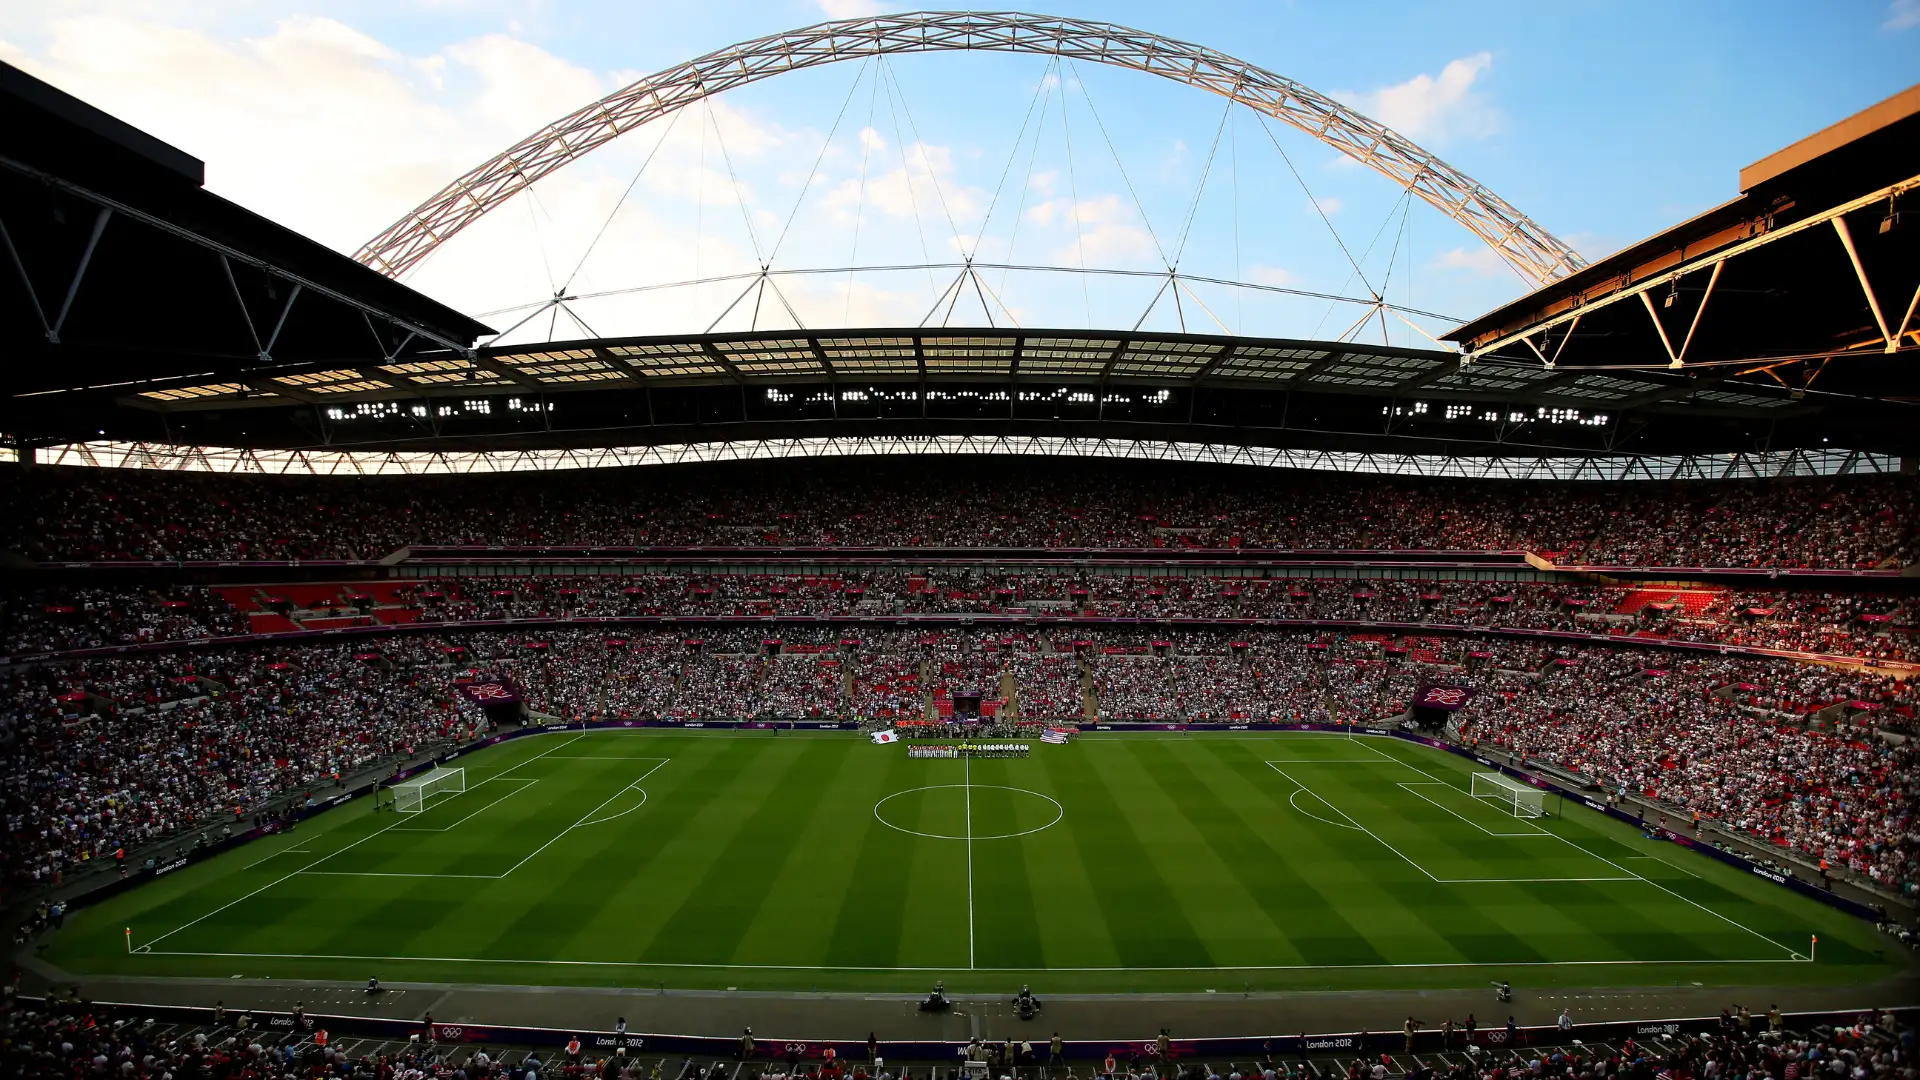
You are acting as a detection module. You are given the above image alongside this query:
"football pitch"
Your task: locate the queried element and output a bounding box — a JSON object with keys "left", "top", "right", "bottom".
{"left": 53, "top": 730, "right": 1900, "bottom": 993}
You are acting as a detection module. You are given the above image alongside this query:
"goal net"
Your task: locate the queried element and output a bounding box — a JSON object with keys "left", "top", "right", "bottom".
{"left": 391, "top": 768, "right": 465, "bottom": 814}
{"left": 1470, "top": 772, "right": 1546, "bottom": 818}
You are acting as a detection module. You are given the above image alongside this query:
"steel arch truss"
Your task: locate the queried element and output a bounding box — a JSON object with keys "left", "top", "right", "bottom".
{"left": 29, "top": 437, "right": 1893, "bottom": 483}
{"left": 355, "top": 11, "right": 1586, "bottom": 286}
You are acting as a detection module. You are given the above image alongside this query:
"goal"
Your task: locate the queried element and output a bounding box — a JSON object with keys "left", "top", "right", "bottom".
{"left": 391, "top": 767, "right": 465, "bottom": 814}
{"left": 1470, "top": 772, "right": 1547, "bottom": 818}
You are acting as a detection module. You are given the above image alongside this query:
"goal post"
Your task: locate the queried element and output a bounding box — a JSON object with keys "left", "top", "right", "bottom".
{"left": 390, "top": 767, "right": 465, "bottom": 814}
{"left": 1470, "top": 771, "right": 1546, "bottom": 818}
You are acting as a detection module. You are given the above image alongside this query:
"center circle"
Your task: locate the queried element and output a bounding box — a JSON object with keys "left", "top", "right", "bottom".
{"left": 873, "top": 784, "right": 1065, "bottom": 840}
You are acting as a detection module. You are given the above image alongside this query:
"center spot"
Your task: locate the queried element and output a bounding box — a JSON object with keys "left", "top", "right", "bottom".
{"left": 873, "top": 784, "right": 1065, "bottom": 840}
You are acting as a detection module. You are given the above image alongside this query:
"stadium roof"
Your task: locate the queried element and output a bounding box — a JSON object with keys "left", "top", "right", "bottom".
{"left": 116, "top": 328, "right": 1737, "bottom": 404}
{"left": 1448, "top": 83, "right": 1920, "bottom": 421}
{"left": 0, "top": 62, "right": 493, "bottom": 442}
{"left": 32, "top": 321, "right": 1861, "bottom": 460}
{"left": 1, "top": 64, "right": 1913, "bottom": 466}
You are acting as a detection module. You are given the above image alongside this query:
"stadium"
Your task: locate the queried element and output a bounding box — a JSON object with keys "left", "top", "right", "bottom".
{"left": 0, "top": 5, "right": 1916, "bottom": 1077}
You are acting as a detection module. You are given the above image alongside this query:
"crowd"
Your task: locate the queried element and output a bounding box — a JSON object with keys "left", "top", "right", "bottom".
{"left": 3, "top": 459, "right": 1913, "bottom": 569}
{"left": 4, "top": 623, "right": 1916, "bottom": 894}
{"left": 1457, "top": 648, "right": 1918, "bottom": 895}
{"left": 5, "top": 574, "right": 1914, "bottom": 665}
{"left": 0, "top": 585, "right": 249, "bottom": 654}
{"left": 1384, "top": 1011, "right": 1916, "bottom": 1080}
{"left": 1644, "top": 590, "right": 1920, "bottom": 663}
{"left": 0, "top": 991, "right": 1910, "bottom": 1080}
{"left": 0, "top": 992, "right": 562, "bottom": 1080}
{"left": 0, "top": 641, "right": 480, "bottom": 891}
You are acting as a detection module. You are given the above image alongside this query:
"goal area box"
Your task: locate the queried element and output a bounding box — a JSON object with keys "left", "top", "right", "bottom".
{"left": 391, "top": 767, "right": 465, "bottom": 813}
{"left": 1470, "top": 771, "right": 1547, "bottom": 818}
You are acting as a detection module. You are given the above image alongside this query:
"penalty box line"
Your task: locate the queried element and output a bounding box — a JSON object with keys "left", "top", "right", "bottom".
{"left": 1268, "top": 762, "right": 1635, "bottom": 885}
{"left": 1352, "top": 739, "right": 1805, "bottom": 960}
{"left": 1396, "top": 782, "right": 1555, "bottom": 839}
{"left": 298, "top": 757, "right": 672, "bottom": 881}
{"left": 1277, "top": 747, "right": 1806, "bottom": 962}
{"left": 139, "top": 732, "right": 590, "bottom": 951}
{"left": 388, "top": 777, "right": 541, "bottom": 834}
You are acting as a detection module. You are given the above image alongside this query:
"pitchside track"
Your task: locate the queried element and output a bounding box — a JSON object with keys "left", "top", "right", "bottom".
{"left": 54, "top": 731, "right": 1896, "bottom": 993}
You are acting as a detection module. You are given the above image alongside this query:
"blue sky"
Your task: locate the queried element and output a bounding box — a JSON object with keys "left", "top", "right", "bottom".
{"left": 3, "top": 1, "right": 1915, "bottom": 346}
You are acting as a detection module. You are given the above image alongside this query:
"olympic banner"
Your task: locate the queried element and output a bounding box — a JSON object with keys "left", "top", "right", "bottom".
{"left": 457, "top": 677, "right": 523, "bottom": 706}
{"left": 1414, "top": 683, "right": 1476, "bottom": 711}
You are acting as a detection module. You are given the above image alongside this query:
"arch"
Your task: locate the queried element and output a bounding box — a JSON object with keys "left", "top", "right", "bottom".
{"left": 355, "top": 11, "right": 1585, "bottom": 286}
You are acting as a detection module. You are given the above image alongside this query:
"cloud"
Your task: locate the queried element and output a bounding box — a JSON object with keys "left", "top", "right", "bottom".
{"left": 1158, "top": 138, "right": 1189, "bottom": 183}
{"left": 1563, "top": 231, "right": 1624, "bottom": 262}
{"left": 1435, "top": 245, "right": 1510, "bottom": 276}
{"left": 1248, "top": 265, "right": 1297, "bottom": 287}
{"left": 0, "top": 7, "right": 1402, "bottom": 341}
{"left": 1888, "top": 0, "right": 1920, "bottom": 29}
{"left": 440, "top": 33, "right": 606, "bottom": 136}
{"left": 1310, "top": 196, "right": 1343, "bottom": 217}
{"left": 1341, "top": 52, "right": 1500, "bottom": 143}
{"left": 3, "top": 13, "right": 605, "bottom": 256}
{"left": 821, "top": 135, "right": 986, "bottom": 226}
{"left": 1018, "top": 194, "right": 1159, "bottom": 265}
{"left": 816, "top": 0, "right": 888, "bottom": 18}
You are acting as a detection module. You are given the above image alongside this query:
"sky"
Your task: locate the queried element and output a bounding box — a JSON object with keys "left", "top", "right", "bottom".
{"left": 2, "top": 1, "right": 1916, "bottom": 348}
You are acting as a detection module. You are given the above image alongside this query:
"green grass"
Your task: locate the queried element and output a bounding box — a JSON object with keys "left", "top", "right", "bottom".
{"left": 50, "top": 730, "right": 1905, "bottom": 993}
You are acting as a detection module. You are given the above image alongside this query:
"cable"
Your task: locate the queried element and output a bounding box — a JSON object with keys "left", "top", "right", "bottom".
{"left": 1311, "top": 188, "right": 1412, "bottom": 340}
{"left": 880, "top": 59, "right": 967, "bottom": 260}
{"left": 693, "top": 94, "right": 708, "bottom": 321}
{"left": 523, "top": 184, "right": 559, "bottom": 300}
{"left": 768, "top": 58, "right": 872, "bottom": 265}
{"left": 705, "top": 94, "right": 766, "bottom": 266}
{"left": 1064, "top": 58, "right": 1170, "bottom": 268}
{"left": 1170, "top": 88, "right": 1236, "bottom": 270}
{"left": 482, "top": 261, "right": 1461, "bottom": 322}
{"left": 976, "top": 58, "right": 1059, "bottom": 261}
{"left": 1058, "top": 60, "right": 1093, "bottom": 326}
{"left": 996, "top": 57, "right": 1060, "bottom": 299}
{"left": 1252, "top": 110, "right": 1372, "bottom": 297}
{"left": 877, "top": 57, "right": 941, "bottom": 300}
{"left": 561, "top": 106, "right": 687, "bottom": 294}
{"left": 1229, "top": 109, "right": 1242, "bottom": 334}
{"left": 1375, "top": 195, "right": 1414, "bottom": 344}
{"left": 843, "top": 58, "right": 885, "bottom": 324}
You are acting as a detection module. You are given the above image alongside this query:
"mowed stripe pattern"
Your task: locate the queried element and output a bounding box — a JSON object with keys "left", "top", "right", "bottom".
{"left": 72, "top": 731, "right": 1840, "bottom": 985}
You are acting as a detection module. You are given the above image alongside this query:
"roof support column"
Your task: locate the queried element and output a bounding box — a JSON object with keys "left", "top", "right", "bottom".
{"left": 0, "top": 211, "right": 50, "bottom": 340}
{"left": 48, "top": 207, "right": 111, "bottom": 345}
{"left": 1637, "top": 290, "right": 1683, "bottom": 369}
{"left": 219, "top": 254, "right": 266, "bottom": 360}
{"left": 261, "top": 283, "right": 304, "bottom": 361}
{"left": 1895, "top": 281, "right": 1920, "bottom": 351}
{"left": 1833, "top": 216, "right": 1895, "bottom": 351}
{"left": 1673, "top": 261, "right": 1723, "bottom": 367}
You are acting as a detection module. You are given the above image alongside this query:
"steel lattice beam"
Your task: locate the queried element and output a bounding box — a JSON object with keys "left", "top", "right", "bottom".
{"left": 29, "top": 438, "right": 1894, "bottom": 483}
{"left": 355, "top": 11, "right": 1586, "bottom": 287}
